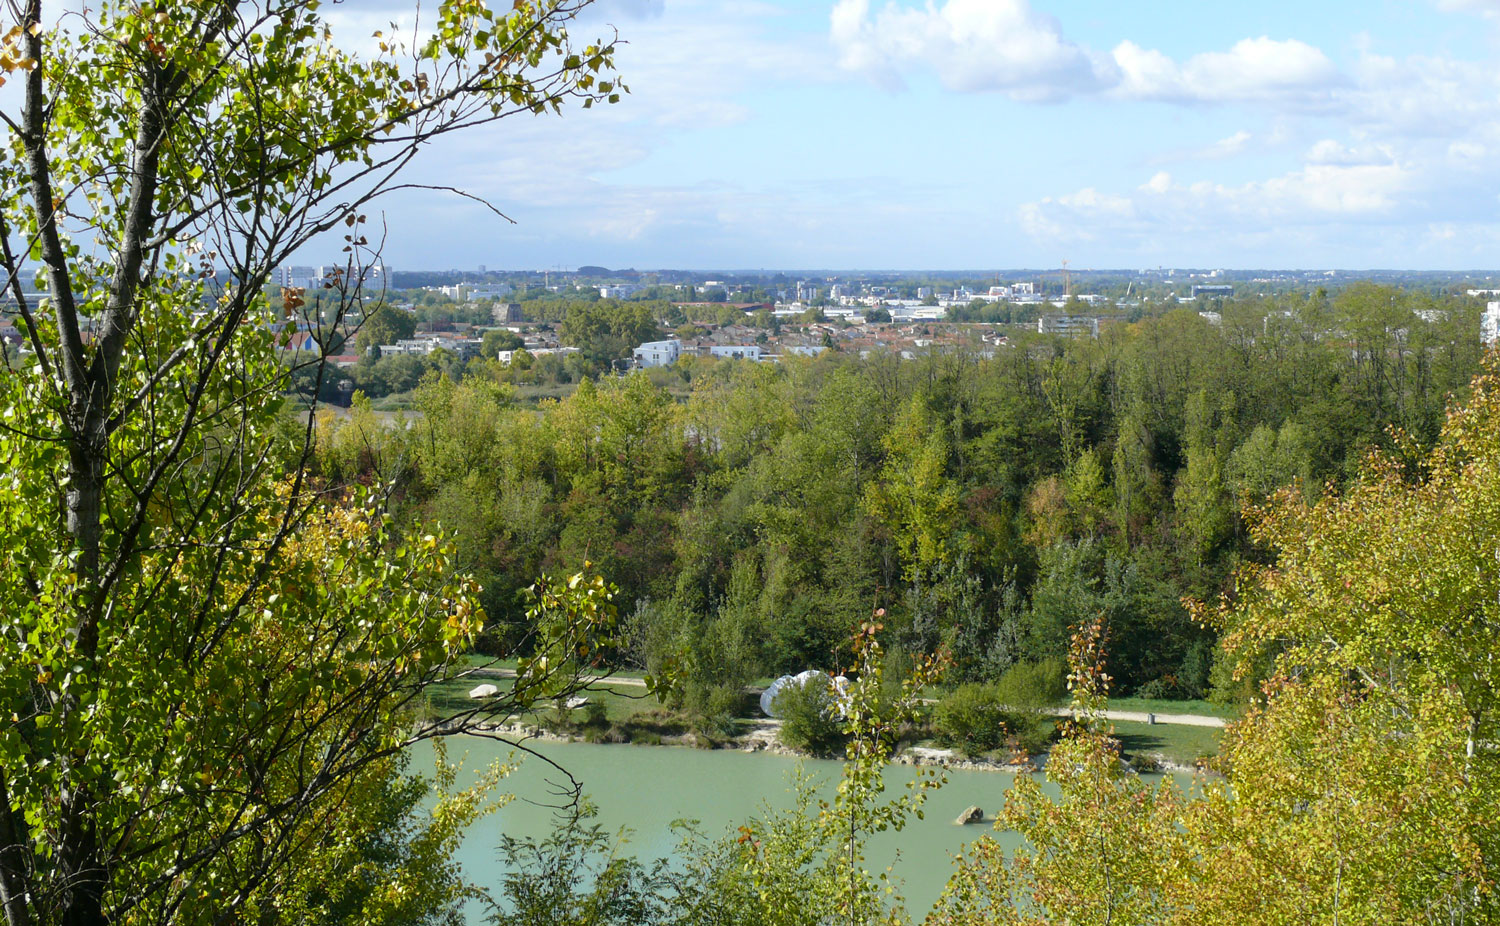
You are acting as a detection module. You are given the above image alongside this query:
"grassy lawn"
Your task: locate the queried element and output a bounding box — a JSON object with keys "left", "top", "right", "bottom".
{"left": 457, "top": 653, "right": 516, "bottom": 672}
{"left": 368, "top": 392, "right": 416, "bottom": 411}
{"left": 570, "top": 681, "right": 663, "bottom": 723}
{"left": 1107, "top": 697, "right": 1241, "bottom": 719}
{"left": 418, "top": 668, "right": 662, "bottom": 728}
{"left": 513, "top": 383, "right": 578, "bottom": 405}
{"left": 1110, "top": 719, "right": 1222, "bottom": 767}
{"left": 418, "top": 671, "right": 513, "bottom": 721}
{"left": 455, "top": 654, "right": 647, "bottom": 683}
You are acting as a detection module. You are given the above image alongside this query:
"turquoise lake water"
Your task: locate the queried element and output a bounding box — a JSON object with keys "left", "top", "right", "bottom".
{"left": 412, "top": 737, "right": 1181, "bottom": 920}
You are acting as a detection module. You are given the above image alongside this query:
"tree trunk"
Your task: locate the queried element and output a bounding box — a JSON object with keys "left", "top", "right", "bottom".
{"left": 0, "top": 774, "right": 32, "bottom": 926}
{"left": 22, "top": 2, "right": 165, "bottom": 913}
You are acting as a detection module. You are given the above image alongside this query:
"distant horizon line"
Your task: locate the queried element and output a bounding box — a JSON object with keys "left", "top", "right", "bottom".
{"left": 14, "top": 264, "right": 1500, "bottom": 278}
{"left": 380, "top": 267, "right": 1500, "bottom": 276}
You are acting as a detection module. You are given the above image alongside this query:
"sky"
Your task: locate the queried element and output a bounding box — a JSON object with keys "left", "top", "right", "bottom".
{"left": 321, "top": 0, "right": 1500, "bottom": 271}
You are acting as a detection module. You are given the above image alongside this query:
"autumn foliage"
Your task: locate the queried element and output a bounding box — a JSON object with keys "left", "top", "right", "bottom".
{"left": 930, "top": 355, "right": 1500, "bottom": 924}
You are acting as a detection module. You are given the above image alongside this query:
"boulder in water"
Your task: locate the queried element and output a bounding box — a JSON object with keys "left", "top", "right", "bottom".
{"left": 955, "top": 805, "right": 985, "bottom": 825}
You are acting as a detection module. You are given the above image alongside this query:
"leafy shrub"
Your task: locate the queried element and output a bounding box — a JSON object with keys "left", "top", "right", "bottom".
{"left": 688, "top": 683, "right": 743, "bottom": 738}
{"left": 932, "top": 683, "right": 1008, "bottom": 755}
{"left": 774, "top": 678, "right": 844, "bottom": 755}
{"left": 583, "top": 699, "right": 608, "bottom": 728}
{"left": 1134, "top": 677, "right": 1177, "bottom": 700}
{"left": 934, "top": 660, "right": 1066, "bottom": 757}
{"left": 993, "top": 657, "right": 1068, "bottom": 708}
{"left": 994, "top": 658, "right": 1066, "bottom": 754}
{"left": 493, "top": 815, "right": 686, "bottom": 925}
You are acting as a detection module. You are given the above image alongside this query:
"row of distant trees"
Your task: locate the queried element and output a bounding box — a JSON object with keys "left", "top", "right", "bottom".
{"left": 316, "top": 286, "right": 1484, "bottom": 720}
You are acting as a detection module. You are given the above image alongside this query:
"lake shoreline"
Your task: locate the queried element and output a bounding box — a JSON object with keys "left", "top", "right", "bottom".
{"left": 457, "top": 719, "right": 1206, "bottom": 777}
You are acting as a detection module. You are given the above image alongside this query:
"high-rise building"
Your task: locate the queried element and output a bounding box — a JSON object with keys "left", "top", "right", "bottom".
{"left": 315, "top": 262, "right": 388, "bottom": 290}
{"left": 1482, "top": 301, "right": 1500, "bottom": 345}
{"left": 277, "top": 265, "right": 317, "bottom": 289}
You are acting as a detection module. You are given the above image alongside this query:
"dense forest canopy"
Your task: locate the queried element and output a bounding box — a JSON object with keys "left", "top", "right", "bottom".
{"left": 318, "top": 284, "right": 1485, "bottom": 720}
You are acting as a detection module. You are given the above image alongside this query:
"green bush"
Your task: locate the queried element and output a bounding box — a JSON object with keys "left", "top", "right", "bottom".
{"left": 933, "top": 660, "right": 1067, "bottom": 757}
{"left": 993, "top": 657, "right": 1068, "bottom": 709}
{"left": 689, "top": 683, "right": 743, "bottom": 739}
{"left": 932, "top": 682, "right": 1007, "bottom": 756}
{"left": 994, "top": 658, "right": 1066, "bottom": 755}
{"left": 582, "top": 699, "right": 608, "bottom": 728}
{"left": 774, "top": 679, "right": 844, "bottom": 755}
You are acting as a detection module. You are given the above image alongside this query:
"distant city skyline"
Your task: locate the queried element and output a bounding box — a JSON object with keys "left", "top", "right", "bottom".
{"left": 310, "top": 0, "right": 1500, "bottom": 271}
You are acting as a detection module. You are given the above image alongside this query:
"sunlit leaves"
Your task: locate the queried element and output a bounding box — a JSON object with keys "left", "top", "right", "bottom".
{"left": 511, "top": 564, "right": 619, "bottom": 708}
{"left": 0, "top": 1, "right": 629, "bottom": 918}
{"left": 934, "top": 357, "right": 1500, "bottom": 924}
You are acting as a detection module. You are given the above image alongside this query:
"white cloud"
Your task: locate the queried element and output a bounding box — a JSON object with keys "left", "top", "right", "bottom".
{"left": 1021, "top": 158, "right": 1413, "bottom": 249}
{"left": 829, "top": 0, "right": 1114, "bottom": 99}
{"left": 1147, "top": 130, "right": 1259, "bottom": 166}
{"left": 830, "top": 1, "right": 1339, "bottom": 106}
{"left": 1205, "top": 130, "right": 1253, "bottom": 158}
{"left": 1057, "top": 187, "right": 1135, "bottom": 216}
{"left": 1304, "top": 139, "right": 1396, "bottom": 166}
{"left": 1434, "top": 0, "right": 1500, "bottom": 17}
{"left": 1449, "top": 140, "right": 1488, "bottom": 163}
{"left": 1340, "top": 52, "right": 1498, "bottom": 137}
{"left": 310, "top": 0, "right": 839, "bottom": 267}
{"left": 1112, "top": 37, "right": 1339, "bottom": 105}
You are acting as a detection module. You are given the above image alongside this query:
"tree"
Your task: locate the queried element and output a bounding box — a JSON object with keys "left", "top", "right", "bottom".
{"left": 863, "top": 396, "right": 960, "bottom": 582}
{"left": 1173, "top": 390, "right": 1231, "bottom": 566}
{"left": 1110, "top": 407, "right": 1157, "bottom": 542}
{"left": 699, "top": 621, "right": 948, "bottom": 925}
{"left": 0, "top": 2, "right": 623, "bottom": 923}
{"left": 559, "top": 300, "right": 661, "bottom": 365}
{"left": 934, "top": 359, "right": 1500, "bottom": 925}
{"left": 482, "top": 327, "right": 526, "bottom": 358}
{"left": 1062, "top": 447, "right": 1110, "bottom": 537}
{"left": 932, "top": 617, "right": 1183, "bottom": 926}
{"left": 355, "top": 304, "right": 419, "bottom": 354}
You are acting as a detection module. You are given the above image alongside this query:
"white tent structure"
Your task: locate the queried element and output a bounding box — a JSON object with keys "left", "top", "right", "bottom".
{"left": 760, "top": 671, "right": 851, "bottom": 718}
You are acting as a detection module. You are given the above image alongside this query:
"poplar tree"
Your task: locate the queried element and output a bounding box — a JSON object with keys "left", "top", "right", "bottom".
{"left": 0, "top": 2, "right": 622, "bottom": 923}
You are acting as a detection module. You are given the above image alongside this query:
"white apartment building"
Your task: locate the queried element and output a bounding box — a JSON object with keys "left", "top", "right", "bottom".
{"left": 1038, "top": 315, "right": 1100, "bottom": 338}
{"left": 1483, "top": 301, "right": 1500, "bottom": 345}
{"left": 317, "top": 263, "right": 387, "bottom": 290}
{"left": 633, "top": 338, "right": 683, "bottom": 367}
{"left": 276, "top": 265, "right": 318, "bottom": 289}
{"left": 709, "top": 345, "right": 764, "bottom": 362}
